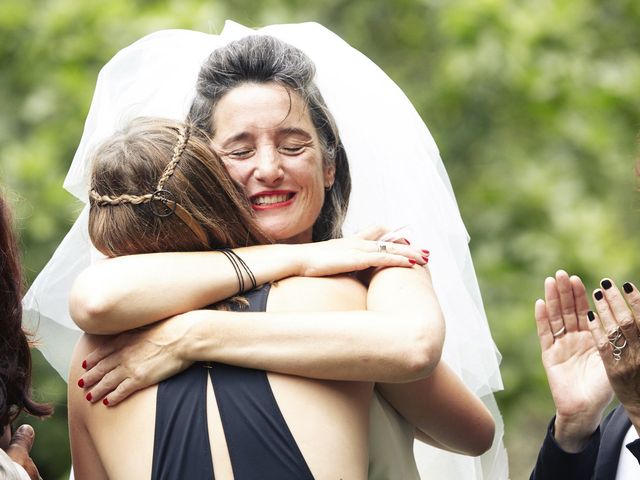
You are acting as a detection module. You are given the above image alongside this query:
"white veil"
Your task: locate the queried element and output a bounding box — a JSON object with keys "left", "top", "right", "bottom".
{"left": 23, "top": 21, "right": 507, "bottom": 479}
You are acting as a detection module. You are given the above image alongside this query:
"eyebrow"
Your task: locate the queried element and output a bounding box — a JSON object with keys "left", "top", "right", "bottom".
{"left": 278, "top": 127, "right": 313, "bottom": 140}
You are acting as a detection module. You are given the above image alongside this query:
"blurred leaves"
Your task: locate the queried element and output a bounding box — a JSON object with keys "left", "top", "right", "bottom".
{"left": 2, "top": 0, "right": 640, "bottom": 478}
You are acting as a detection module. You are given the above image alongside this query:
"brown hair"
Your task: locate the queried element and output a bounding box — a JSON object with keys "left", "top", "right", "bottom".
{"left": 88, "top": 117, "right": 270, "bottom": 257}
{"left": 0, "top": 194, "right": 53, "bottom": 427}
{"left": 188, "top": 35, "right": 351, "bottom": 241}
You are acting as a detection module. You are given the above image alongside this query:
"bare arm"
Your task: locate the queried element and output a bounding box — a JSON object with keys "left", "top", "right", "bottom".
{"left": 377, "top": 363, "right": 495, "bottom": 456}
{"left": 367, "top": 267, "right": 494, "bottom": 456}
{"left": 71, "top": 239, "right": 426, "bottom": 334}
{"left": 79, "top": 265, "right": 444, "bottom": 405}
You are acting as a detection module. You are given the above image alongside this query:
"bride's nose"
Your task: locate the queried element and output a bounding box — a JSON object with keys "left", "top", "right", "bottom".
{"left": 254, "top": 147, "right": 284, "bottom": 184}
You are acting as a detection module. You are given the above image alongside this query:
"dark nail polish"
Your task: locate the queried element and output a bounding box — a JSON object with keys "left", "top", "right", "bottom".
{"left": 408, "top": 259, "right": 416, "bottom": 265}
{"left": 587, "top": 310, "right": 595, "bottom": 321}
{"left": 402, "top": 238, "right": 411, "bottom": 245}
{"left": 103, "top": 398, "right": 109, "bottom": 406}
{"left": 594, "top": 290, "right": 603, "bottom": 301}
{"left": 601, "top": 279, "right": 612, "bottom": 290}
{"left": 86, "top": 392, "right": 92, "bottom": 402}
{"left": 78, "top": 378, "right": 84, "bottom": 388}
{"left": 82, "top": 360, "right": 87, "bottom": 369}
{"left": 624, "top": 282, "right": 633, "bottom": 294}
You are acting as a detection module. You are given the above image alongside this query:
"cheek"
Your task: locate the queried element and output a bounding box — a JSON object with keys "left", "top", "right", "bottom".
{"left": 222, "top": 161, "right": 250, "bottom": 187}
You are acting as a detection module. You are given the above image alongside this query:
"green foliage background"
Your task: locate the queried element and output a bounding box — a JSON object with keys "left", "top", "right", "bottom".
{"left": 2, "top": 1, "right": 639, "bottom": 478}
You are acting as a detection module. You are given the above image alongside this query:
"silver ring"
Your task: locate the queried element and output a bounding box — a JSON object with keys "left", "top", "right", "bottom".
{"left": 607, "top": 327, "right": 628, "bottom": 361}
{"left": 612, "top": 340, "right": 627, "bottom": 361}
{"left": 608, "top": 326, "right": 622, "bottom": 342}
{"left": 552, "top": 326, "right": 566, "bottom": 338}
{"left": 377, "top": 241, "right": 387, "bottom": 253}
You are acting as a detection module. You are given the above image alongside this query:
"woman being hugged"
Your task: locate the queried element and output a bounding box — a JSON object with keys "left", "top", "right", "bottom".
{"left": 71, "top": 117, "right": 396, "bottom": 479}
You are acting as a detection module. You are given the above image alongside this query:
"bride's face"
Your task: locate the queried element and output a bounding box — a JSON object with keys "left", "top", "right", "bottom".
{"left": 212, "top": 82, "right": 335, "bottom": 244}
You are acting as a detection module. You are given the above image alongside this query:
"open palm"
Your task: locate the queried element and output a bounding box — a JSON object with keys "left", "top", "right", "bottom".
{"left": 541, "top": 329, "right": 612, "bottom": 418}
{"left": 535, "top": 271, "right": 613, "bottom": 423}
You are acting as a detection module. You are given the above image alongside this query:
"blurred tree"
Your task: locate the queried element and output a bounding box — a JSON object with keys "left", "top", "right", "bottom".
{"left": 2, "top": 0, "right": 639, "bottom": 478}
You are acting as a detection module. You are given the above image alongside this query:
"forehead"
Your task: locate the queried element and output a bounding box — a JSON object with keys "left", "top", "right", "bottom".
{"left": 212, "top": 82, "right": 315, "bottom": 140}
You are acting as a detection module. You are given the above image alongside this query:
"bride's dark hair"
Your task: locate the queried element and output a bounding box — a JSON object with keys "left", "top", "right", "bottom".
{"left": 0, "top": 194, "right": 53, "bottom": 427}
{"left": 188, "top": 35, "right": 351, "bottom": 242}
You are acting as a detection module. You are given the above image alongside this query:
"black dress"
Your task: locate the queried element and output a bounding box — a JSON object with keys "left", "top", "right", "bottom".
{"left": 150, "top": 285, "right": 315, "bottom": 480}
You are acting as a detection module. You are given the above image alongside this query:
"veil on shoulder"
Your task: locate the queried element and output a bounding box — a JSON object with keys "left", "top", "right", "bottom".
{"left": 23, "top": 21, "right": 508, "bottom": 479}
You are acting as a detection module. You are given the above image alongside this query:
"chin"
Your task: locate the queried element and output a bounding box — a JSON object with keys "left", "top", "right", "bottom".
{"left": 264, "top": 226, "right": 313, "bottom": 244}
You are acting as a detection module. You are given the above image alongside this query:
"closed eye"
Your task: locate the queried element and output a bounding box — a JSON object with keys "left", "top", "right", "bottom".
{"left": 279, "top": 145, "right": 305, "bottom": 155}
{"left": 278, "top": 139, "right": 313, "bottom": 156}
{"left": 226, "top": 148, "right": 255, "bottom": 160}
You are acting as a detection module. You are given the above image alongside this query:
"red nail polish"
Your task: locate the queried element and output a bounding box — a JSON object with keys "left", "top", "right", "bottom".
{"left": 422, "top": 256, "right": 429, "bottom": 263}
{"left": 402, "top": 238, "right": 411, "bottom": 245}
{"left": 408, "top": 259, "right": 416, "bottom": 265}
{"left": 82, "top": 360, "right": 87, "bottom": 369}
{"left": 421, "top": 249, "right": 430, "bottom": 255}
{"left": 103, "top": 398, "right": 109, "bottom": 406}
{"left": 86, "top": 392, "right": 92, "bottom": 402}
{"left": 78, "top": 378, "right": 84, "bottom": 388}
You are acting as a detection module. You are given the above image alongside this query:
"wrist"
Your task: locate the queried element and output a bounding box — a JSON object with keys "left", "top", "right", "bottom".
{"left": 278, "top": 243, "right": 306, "bottom": 277}
{"left": 175, "top": 311, "right": 209, "bottom": 362}
{"left": 553, "top": 412, "right": 601, "bottom": 453}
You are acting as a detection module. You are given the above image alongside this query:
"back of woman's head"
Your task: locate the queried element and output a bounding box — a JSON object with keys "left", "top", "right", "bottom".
{"left": 0, "top": 194, "right": 52, "bottom": 426}
{"left": 88, "top": 117, "right": 269, "bottom": 257}
{"left": 188, "top": 35, "right": 351, "bottom": 241}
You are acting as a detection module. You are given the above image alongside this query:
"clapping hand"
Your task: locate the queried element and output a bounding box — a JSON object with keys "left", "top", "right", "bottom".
{"left": 4, "top": 425, "right": 40, "bottom": 480}
{"left": 588, "top": 279, "right": 640, "bottom": 429}
{"left": 534, "top": 270, "right": 613, "bottom": 452}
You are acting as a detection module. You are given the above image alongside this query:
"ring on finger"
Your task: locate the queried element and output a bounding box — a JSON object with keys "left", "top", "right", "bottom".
{"left": 607, "top": 326, "right": 622, "bottom": 343}
{"left": 552, "top": 326, "right": 566, "bottom": 338}
{"left": 612, "top": 340, "right": 628, "bottom": 361}
{"left": 377, "top": 241, "right": 387, "bottom": 253}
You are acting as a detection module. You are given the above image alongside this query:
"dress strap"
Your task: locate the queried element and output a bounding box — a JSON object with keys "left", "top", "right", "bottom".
{"left": 210, "top": 284, "right": 314, "bottom": 479}
{"left": 151, "top": 364, "right": 214, "bottom": 480}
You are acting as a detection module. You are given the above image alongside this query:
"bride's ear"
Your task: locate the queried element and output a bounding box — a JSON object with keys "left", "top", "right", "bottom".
{"left": 323, "top": 164, "right": 335, "bottom": 190}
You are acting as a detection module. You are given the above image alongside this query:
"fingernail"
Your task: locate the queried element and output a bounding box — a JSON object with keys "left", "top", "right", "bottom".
{"left": 86, "top": 392, "right": 92, "bottom": 402}
{"left": 408, "top": 259, "right": 416, "bottom": 265}
{"left": 422, "top": 256, "right": 429, "bottom": 263}
{"left": 601, "top": 279, "right": 612, "bottom": 290}
{"left": 77, "top": 378, "right": 84, "bottom": 388}
{"left": 594, "top": 290, "right": 603, "bottom": 301}
{"left": 82, "top": 360, "right": 87, "bottom": 369}
{"left": 17, "top": 425, "right": 34, "bottom": 437}
{"left": 402, "top": 238, "right": 411, "bottom": 245}
{"left": 624, "top": 282, "right": 633, "bottom": 294}
{"left": 103, "top": 398, "right": 109, "bottom": 406}
{"left": 587, "top": 310, "right": 595, "bottom": 321}
{"left": 421, "top": 249, "right": 430, "bottom": 255}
